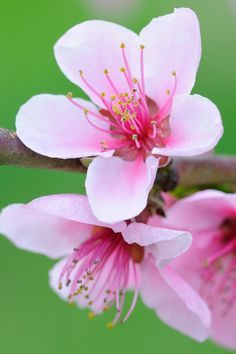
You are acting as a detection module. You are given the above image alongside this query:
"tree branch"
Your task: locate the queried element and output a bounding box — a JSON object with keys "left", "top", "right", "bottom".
{"left": 0, "top": 127, "right": 236, "bottom": 188}
{"left": 172, "top": 156, "right": 236, "bottom": 187}
{"left": 0, "top": 128, "right": 86, "bottom": 173}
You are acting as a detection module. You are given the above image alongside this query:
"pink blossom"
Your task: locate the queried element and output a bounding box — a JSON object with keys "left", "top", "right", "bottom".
{"left": 15, "top": 8, "right": 223, "bottom": 223}
{"left": 0, "top": 194, "right": 211, "bottom": 340}
{"left": 161, "top": 190, "right": 236, "bottom": 349}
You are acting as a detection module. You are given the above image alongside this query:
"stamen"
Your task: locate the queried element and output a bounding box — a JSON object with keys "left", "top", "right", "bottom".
{"left": 150, "top": 120, "right": 157, "bottom": 139}
{"left": 157, "top": 70, "right": 178, "bottom": 121}
{"left": 122, "top": 263, "right": 139, "bottom": 323}
{"left": 140, "top": 44, "right": 145, "bottom": 94}
{"left": 120, "top": 42, "right": 133, "bottom": 89}
{"left": 79, "top": 70, "right": 104, "bottom": 100}
{"left": 104, "top": 69, "right": 120, "bottom": 97}
{"left": 132, "top": 134, "right": 141, "bottom": 149}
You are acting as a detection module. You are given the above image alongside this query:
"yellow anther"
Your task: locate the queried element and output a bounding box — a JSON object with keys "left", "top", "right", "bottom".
{"left": 112, "top": 105, "right": 121, "bottom": 115}
{"left": 74, "top": 289, "right": 81, "bottom": 296}
{"left": 172, "top": 70, "right": 176, "bottom": 76}
{"left": 104, "top": 69, "right": 109, "bottom": 75}
{"left": 111, "top": 95, "right": 116, "bottom": 101}
{"left": 83, "top": 108, "right": 89, "bottom": 115}
{"left": 151, "top": 120, "right": 157, "bottom": 125}
{"left": 118, "top": 100, "right": 123, "bottom": 105}
{"left": 88, "top": 312, "right": 95, "bottom": 320}
{"left": 124, "top": 92, "right": 129, "bottom": 97}
{"left": 140, "top": 44, "right": 145, "bottom": 50}
{"left": 58, "top": 282, "right": 62, "bottom": 290}
{"left": 106, "top": 322, "right": 114, "bottom": 330}
{"left": 85, "top": 294, "right": 89, "bottom": 299}
{"left": 133, "top": 78, "right": 138, "bottom": 84}
{"left": 166, "top": 89, "right": 170, "bottom": 95}
{"left": 88, "top": 301, "right": 93, "bottom": 306}
{"left": 120, "top": 67, "right": 126, "bottom": 73}
{"left": 66, "top": 92, "right": 73, "bottom": 99}
{"left": 84, "top": 286, "right": 89, "bottom": 291}
{"left": 130, "top": 125, "right": 135, "bottom": 130}
{"left": 120, "top": 42, "right": 125, "bottom": 48}
{"left": 132, "top": 134, "right": 138, "bottom": 140}
{"left": 101, "top": 92, "right": 106, "bottom": 97}
{"left": 79, "top": 70, "right": 83, "bottom": 76}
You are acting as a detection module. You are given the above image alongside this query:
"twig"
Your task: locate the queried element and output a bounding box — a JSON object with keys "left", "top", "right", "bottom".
{"left": 1, "top": 128, "right": 236, "bottom": 187}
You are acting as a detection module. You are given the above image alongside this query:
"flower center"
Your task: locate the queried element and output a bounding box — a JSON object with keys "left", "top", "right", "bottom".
{"left": 67, "top": 43, "right": 177, "bottom": 161}
{"left": 58, "top": 227, "right": 144, "bottom": 327}
{"left": 201, "top": 217, "right": 236, "bottom": 316}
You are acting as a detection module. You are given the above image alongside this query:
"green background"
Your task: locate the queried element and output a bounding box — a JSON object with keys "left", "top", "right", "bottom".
{"left": 0, "top": 0, "right": 235, "bottom": 353}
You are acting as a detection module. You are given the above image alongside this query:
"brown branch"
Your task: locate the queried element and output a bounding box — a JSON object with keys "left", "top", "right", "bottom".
{"left": 0, "top": 128, "right": 86, "bottom": 173}
{"left": 172, "top": 156, "right": 236, "bottom": 187}
{"left": 0, "top": 128, "right": 236, "bottom": 188}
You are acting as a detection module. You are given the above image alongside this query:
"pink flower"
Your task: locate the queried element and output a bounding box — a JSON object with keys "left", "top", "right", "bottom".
{"left": 0, "top": 194, "right": 211, "bottom": 341}
{"left": 161, "top": 190, "right": 236, "bottom": 349}
{"left": 15, "top": 8, "right": 223, "bottom": 223}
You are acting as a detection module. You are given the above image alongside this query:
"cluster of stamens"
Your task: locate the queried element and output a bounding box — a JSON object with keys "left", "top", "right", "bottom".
{"left": 58, "top": 227, "right": 144, "bottom": 328}
{"left": 67, "top": 42, "right": 177, "bottom": 160}
{"left": 201, "top": 217, "right": 236, "bottom": 316}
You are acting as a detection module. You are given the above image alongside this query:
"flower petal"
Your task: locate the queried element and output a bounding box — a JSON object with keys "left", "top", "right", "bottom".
{"left": 16, "top": 94, "right": 115, "bottom": 158}
{"left": 164, "top": 190, "right": 235, "bottom": 233}
{"left": 153, "top": 94, "right": 223, "bottom": 157}
{"left": 140, "top": 258, "right": 211, "bottom": 342}
{"left": 86, "top": 156, "right": 159, "bottom": 223}
{"left": 140, "top": 8, "right": 201, "bottom": 106}
{"left": 0, "top": 204, "right": 92, "bottom": 258}
{"left": 54, "top": 21, "right": 140, "bottom": 107}
{"left": 122, "top": 222, "right": 192, "bottom": 267}
{"left": 211, "top": 303, "right": 236, "bottom": 350}
{"left": 28, "top": 194, "right": 126, "bottom": 233}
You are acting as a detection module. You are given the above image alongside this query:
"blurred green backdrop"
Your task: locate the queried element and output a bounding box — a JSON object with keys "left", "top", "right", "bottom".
{"left": 0, "top": 0, "right": 235, "bottom": 353}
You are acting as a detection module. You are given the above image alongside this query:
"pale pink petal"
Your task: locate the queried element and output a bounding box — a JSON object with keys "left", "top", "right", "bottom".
{"left": 28, "top": 194, "right": 126, "bottom": 233}
{"left": 54, "top": 21, "right": 140, "bottom": 108}
{"left": 122, "top": 222, "right": 192, "bottom": 267}
{"left": 16, "top": 94, "right": 116, "bottom": 158}
{"left": 153, "top": 94, "right": 223, "bottom": 157}
{"left": 211, "top": 302, "right": 236, "bottom": 350}
{"left": 0, "top": 204, "right": 92, "bottom": 258}
{"left": 86, "top": 156, "right": 159, "bottom": 223}
{"left": 170, "top": 246, "right": 236, "bottom": 349}
{"left": 140, "top": 8, "right": 201, "bottom": 106}
{"left": 140, "top": 257, "right": 211, "bottom": 342}
{"left": 164, "top": 190, "right": 235, "bottom": 233}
